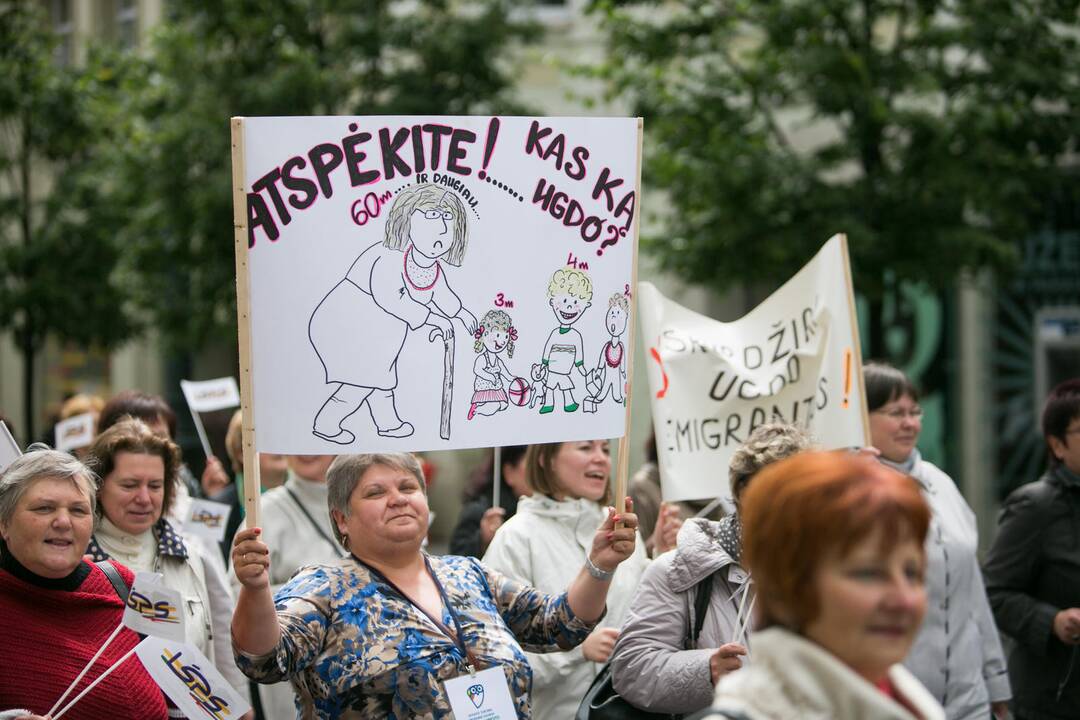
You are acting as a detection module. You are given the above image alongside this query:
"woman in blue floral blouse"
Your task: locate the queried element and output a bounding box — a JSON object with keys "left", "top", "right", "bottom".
{"left": 231, "top": 451, "right": 640, "bottom": 719}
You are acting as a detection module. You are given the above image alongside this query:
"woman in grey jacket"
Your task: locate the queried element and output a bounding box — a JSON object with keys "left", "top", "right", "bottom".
{"left": 610, "top": 423, "right": 812, "bottom": 715}
{"left": 866, "top": 363, "right": 1010, "bottom": 720}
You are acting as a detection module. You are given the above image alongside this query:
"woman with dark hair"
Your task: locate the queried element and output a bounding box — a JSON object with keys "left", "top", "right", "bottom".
{"left": 984, "top": 378, "right": 1080, "bottom": 719}
{"left": 863, "top": 362, "right": 1010, "bottom": 720}
{"left": 483, "top": 441, "right": 649, "bottom": 720}
{"left": 449, "top": 445, "right": 530, "bottom": 558}
{"left": 701, "top": 451, "right": 943, "bottom": 720}
{"left": 98, "top": 389, "right": 231, "bottom": 508}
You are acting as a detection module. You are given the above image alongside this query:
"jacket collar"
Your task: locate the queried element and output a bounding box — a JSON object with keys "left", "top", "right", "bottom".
{"left": 1053, "top": 464, "right": 1080, "bottom": 490}
{"left": 87, "top": 517, "right": 188, "bottom": 562}
{"left": 727, "top": 627, "right": 945, "bottom": 720}
{"left": 669, "top": 517, "right": 740, "bottom": 592}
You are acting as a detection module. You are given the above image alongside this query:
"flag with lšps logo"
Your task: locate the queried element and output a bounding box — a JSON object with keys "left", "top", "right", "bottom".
{"left": 134, "top": 636, "right": 250, "bottom": 720}
{"left": 122, "top": 572, "right": 187, "bottom": 643}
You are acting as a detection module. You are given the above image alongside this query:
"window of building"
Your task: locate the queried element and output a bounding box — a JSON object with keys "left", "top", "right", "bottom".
{"left": 50, "top": 0, "right": 74, "bottom": 66}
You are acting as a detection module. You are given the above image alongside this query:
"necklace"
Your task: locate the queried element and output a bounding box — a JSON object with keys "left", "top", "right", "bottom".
{"left": 605, "top": 340, "right": 624, "bottom": 368}
{"left": 403, "top": 244, "right": 440, "bottom": 291}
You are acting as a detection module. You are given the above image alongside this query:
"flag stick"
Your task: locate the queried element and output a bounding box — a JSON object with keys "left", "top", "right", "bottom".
{"left": 492, "top": 446, "right": 502, "bottom": 510}
{"left": 47, "top": 622, "right": 124, "bottom": 716}
{"left": 52, "top": 645, "right": 137, "bottom": 720}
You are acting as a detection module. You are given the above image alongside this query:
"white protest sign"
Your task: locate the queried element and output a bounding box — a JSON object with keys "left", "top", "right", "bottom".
{"left": 55, "top": 412, "right": 95, "bottom": 453}
{"left": 444, "top": 666, "right": 519, "bottom": 720}
{"left": 123, "top": 571, "right": 187, "bottom": 643}
{"left": 235, "top": 116, "right": 640, "bottom": 454}
{"left": 0, "top": 421, "right": 20, "bottom": 473}
{"left": 180, "top": 377, "right": 241, "bottom": 460}
{"left": 639, "top": 235, "right": 869, "bottom": 502}
{"left": 180, "top": 377, "right": 241, "bottom": 413}
{"left": 135, "top": 636, "right": 250, "bottom": 720}
{"left": 182, "top": 498, "right": 232, "bottom": 543}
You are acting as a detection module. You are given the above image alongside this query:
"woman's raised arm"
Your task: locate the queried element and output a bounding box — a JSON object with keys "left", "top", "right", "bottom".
{"left": 231, "top": 527, "right": 280, "bottom": 656}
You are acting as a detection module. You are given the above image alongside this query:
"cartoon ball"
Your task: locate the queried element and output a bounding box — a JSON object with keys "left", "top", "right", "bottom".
{"left": 508, "top": 377, "right": 530, "bottom": 406}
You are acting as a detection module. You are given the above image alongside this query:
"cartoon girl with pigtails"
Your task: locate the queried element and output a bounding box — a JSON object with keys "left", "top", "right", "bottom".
{"left": 468, "top": 310, "right": 517, "bottom": 420}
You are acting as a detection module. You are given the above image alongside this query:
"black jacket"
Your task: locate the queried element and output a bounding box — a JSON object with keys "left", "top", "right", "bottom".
{"left": 984, "top": 465, "right": 1080, "bottom": 720}
{"left": 448, "top": 482, "right": 519, "bottom": 559}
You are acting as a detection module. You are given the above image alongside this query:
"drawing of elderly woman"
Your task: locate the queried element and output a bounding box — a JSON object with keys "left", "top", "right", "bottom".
{"left": 308, "top": 183, "right": 478, "bottom": 443}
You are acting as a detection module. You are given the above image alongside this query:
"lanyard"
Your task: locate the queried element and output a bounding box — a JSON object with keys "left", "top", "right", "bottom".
{"left": 284, "top": 486, "right": 344, "bottom": 556}
{"left": 352, "top": 553, "right": 482, "bottom": 675}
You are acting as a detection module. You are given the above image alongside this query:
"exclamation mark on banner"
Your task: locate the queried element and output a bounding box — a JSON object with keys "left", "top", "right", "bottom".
{"left": 478, "top": 117, "right": 500, "bottom": 180}
{"left": 841, "top": 348, "right": 852, "bottom": 409}
{"left": 649, "top": 345, "right": 669, "bottom": 399}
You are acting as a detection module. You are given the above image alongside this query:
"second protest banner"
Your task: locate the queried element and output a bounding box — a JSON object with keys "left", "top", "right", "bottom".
{"left": 639, "top": 234, "right": 869, "bottom": 502}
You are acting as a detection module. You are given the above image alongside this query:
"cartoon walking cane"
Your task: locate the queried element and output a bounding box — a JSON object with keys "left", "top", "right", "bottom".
{"left": 430, "top": 326, "right": 455, "bottom": 440}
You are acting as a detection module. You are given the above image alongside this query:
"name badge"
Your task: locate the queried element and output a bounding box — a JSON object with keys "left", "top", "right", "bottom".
{"left": 728, "top": 565, "right": 749, "bottom": 585}
{"left": 444, "top": 666, "right": 517, "bottom": 719}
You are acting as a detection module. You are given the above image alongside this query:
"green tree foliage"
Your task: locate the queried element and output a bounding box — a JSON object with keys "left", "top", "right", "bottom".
{"left": 0, "top": 2, "right": 135, "bottom": 436}
{"left": 91, "top": 0, "right": 534, "bottom": 352}
{"left": 589, "top": 0, "right": 1080, "bottom": 299}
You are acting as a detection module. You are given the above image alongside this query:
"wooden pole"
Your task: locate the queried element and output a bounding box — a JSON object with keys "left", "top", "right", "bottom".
{"left": 613, "top": 118, "right": 644, "bottom": 516}
{"left": 838, "top": 233, "right": 872, "bottom": 446}
{"left": 231, "top": 117, "right": 261, "bottom": 529}
{"left": 492, "top": 446, "right": 502, "bottom": 510}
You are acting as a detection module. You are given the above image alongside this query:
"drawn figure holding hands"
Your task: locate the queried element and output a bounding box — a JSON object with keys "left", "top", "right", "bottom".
{"left": 468, "top": 309, "right": 517, "bottom": 420}
{"left": 309, "top": 183, "right": 477, "bottom": 444}
{"left": 585, "top": 292, "right": 629, "bottom": 410}
{"left": 538, "top": 267, "right": 593, "bottom": 414}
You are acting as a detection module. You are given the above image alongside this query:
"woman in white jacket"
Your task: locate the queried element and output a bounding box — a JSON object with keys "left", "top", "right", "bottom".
{"left": 84, "top": 419, "right": 251, "bottom": 716}
{"left": 483, "top": 440, "right": 649, "bottom": 720}
{"left": 865, "top": 362, "right": 1010, "bottom": 720}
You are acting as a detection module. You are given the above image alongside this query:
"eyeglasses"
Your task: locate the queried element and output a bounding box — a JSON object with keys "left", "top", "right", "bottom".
{"left": 874, "top": 407, "right": 924, "bottom": 421}
{"left": 420, "top": 208, "right": 453, "bottom": 221}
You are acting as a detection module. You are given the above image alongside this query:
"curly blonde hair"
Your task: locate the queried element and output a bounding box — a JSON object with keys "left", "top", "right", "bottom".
{"left": 729, "top": 422, "right": 815, "bottom": 502}
{"left": 547, "top": 267, "right": 593, "bottom": 301}
{"left": 608, "top": 292, "right": 629, "bottom": 313}
{"left": 474, "top": 309, "right": 515, "bottom": 358}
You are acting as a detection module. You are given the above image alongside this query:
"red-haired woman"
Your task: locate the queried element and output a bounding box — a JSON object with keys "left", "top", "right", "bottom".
{"left": 699, "top": 451, "right": 945, "bottom": 720}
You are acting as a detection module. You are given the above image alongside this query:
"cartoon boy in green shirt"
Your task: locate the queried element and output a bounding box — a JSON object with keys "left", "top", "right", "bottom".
{"left": 538, "top": 267, "right": 593, "bottom": 413}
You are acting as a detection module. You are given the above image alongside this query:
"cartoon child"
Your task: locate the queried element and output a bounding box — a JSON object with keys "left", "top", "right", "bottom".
{"left": 468, "top": 309, "right": 517, "bottom": 419}
{"left": 586, "top": 292, "right": 629, "bottom": 407}
{"left": 537, "top": 267, "right": 593, "bottom": 414}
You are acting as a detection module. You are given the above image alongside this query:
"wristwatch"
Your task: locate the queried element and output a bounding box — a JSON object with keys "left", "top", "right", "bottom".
{"left": 585, "top": 555, "right": 615, "bottom": 581}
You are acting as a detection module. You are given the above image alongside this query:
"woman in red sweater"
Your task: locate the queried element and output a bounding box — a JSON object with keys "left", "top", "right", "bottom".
{"left": 0, "top": 449, "right": 167, "bottom": 720}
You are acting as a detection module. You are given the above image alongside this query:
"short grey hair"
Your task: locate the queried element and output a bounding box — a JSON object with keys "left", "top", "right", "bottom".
{"left": 0, "top": 449, "right": 99, "bottom": 530}
{"left": 729, "top": 423, "right": 815, "bottom": 501}
{"left": 326, "top": 453, "right": 426, "bottom": 547}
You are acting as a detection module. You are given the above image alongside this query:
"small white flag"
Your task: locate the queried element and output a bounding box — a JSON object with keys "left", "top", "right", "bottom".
{"left": 182, "top": 498, "right": 232, "bottom": 543}
{"left": 180, "top": 377, "right": 241, "bottom": 413}
{"left": 134, "top": 636, "right": 250, "bottom": 720}
{"left": 0, "top": 421, "right": 21, "bottom": 473}
{"left": 55, "top": 413, "right": 96, "bottom": 453}
{"left": 123, "top": 572, "right": 187, "bottom": 643}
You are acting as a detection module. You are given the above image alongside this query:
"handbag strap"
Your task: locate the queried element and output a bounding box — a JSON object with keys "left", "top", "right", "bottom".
{"left": 96, "top": 559, "right": 130, "bottom": 601}
{"left": 690, "top": 571, "right": 715, "bottom": 645}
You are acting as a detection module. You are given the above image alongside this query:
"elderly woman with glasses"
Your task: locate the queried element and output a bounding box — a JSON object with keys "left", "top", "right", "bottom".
{"left": 231, "top": 452, "right": 639, "bottom": 719}
{"left": 0, "top": 450, "right": 168, "bottom": 719}
{"left": 865, "top": 362, "right": 1010, "bottom": 720}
